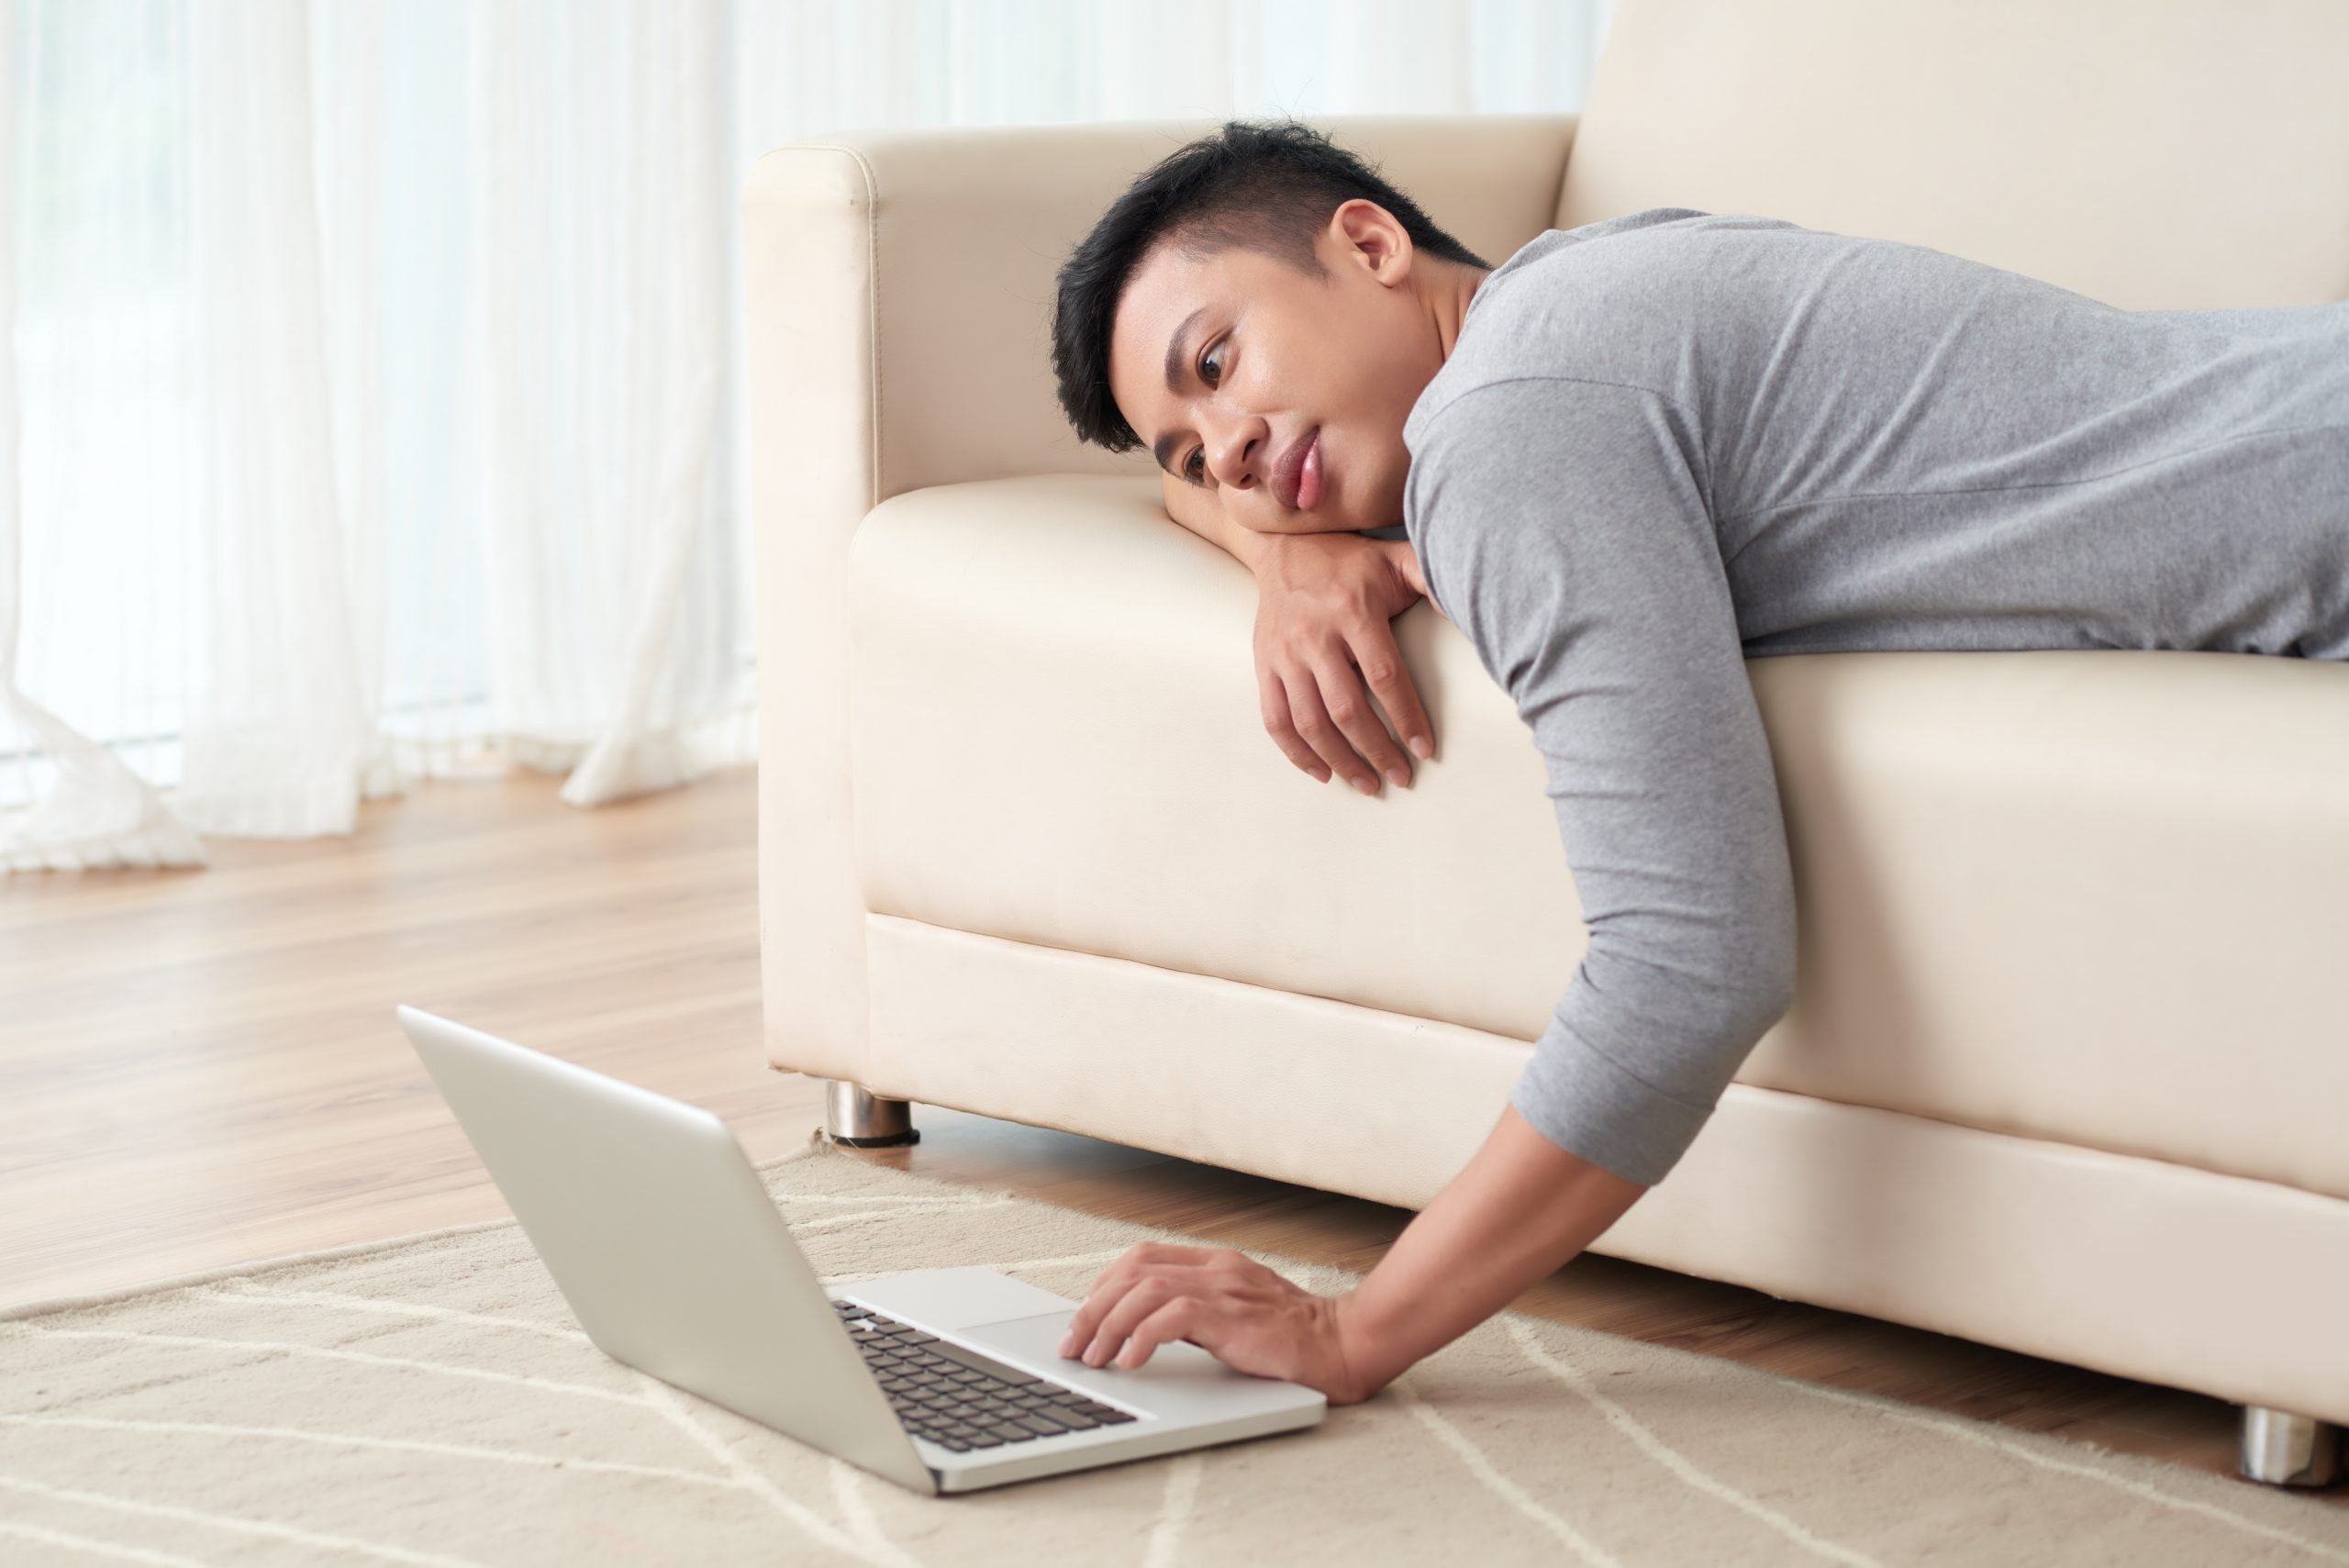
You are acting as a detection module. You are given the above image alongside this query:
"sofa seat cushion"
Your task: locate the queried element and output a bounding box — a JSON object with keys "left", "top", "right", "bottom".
{"left": 848, "top": 473, "right": 2349, "bottom": 1199}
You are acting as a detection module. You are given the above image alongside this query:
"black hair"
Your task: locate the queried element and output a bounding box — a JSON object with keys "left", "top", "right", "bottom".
{"left": 1050, "top": 117, "right": 1493, "bottom": 454}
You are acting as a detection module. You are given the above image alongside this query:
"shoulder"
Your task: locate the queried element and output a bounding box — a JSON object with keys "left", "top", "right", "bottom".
{"left": 1400, "top": 378, "right": 1712, "bottom": 631}
{"left": 1408, "top": 209, "right": 1809, "bottom": 442}
{"left": 1405, "top": 376, "right": 1700, "bottom": 494}
{"left": 1467, "top": 207, "right": 1810, "bottom": 314}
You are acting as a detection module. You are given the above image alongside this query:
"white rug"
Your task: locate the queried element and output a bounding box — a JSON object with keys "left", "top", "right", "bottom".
{"left": 4, "top": 1127, "right": 2343, "bottom": 1567}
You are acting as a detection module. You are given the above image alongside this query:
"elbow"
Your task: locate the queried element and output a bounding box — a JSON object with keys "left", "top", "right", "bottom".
{"left": 1696, "top": 921, "right": 1796, "bottom": 1050}
{"left": 1689, "top": 947, "right": 1793, "bottom": 1106}
{"left": 1742, "top": 959, "right": 1796, "bottom": 1042}
{"left": 1571, "top": 891, "right": 1798, "bottom": 1083}
{"left": 1677, "top": 964, "right": 1790, "bottom": 1065}
{"left": 1573, "top": 926, "right": 1794, "bottom": 1075}
{"left": 1737, "top": 912, "right": 1798, "bottom": 1038}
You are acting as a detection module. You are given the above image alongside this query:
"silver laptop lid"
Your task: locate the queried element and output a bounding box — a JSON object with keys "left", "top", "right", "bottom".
{"left": 395, "top": 1005, "right": 936, "bottom": 1494}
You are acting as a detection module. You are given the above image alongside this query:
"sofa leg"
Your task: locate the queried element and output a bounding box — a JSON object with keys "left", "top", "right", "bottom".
{"left": 822, "top": 1079, "right": 921, "bottom": 1148}
{"left": 2239, "top": 1407, "right": 2343, "bottom": 1487}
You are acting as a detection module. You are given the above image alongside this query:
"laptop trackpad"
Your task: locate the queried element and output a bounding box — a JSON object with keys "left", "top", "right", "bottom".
{"left": 964, "top": 1310, "right": 1324, "bottom": 1419}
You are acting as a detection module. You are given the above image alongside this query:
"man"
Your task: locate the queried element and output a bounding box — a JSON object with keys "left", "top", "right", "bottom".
{"left": 1041, "top": 118, "right": 2349, "bottom": 1407}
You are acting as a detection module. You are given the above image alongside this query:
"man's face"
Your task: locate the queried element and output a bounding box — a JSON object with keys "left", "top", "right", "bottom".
{"left": 1107, "top": 199, "right": 1447, "bottom": 537}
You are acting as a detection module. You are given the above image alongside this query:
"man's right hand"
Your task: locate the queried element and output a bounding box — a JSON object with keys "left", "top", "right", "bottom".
{"left": 1249, "top": 531, "right": 1437, "bottom": 795}
{"left": 1159, "top": 469, "right": 1439, "bottom": 794}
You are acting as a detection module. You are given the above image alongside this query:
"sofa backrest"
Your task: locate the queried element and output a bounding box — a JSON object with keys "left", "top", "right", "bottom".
{"left": 1556, "top": 0, "right": 2349, "bottom": 308}
{"left": 759, "top": 115, "right": 1576, "bottom": 496}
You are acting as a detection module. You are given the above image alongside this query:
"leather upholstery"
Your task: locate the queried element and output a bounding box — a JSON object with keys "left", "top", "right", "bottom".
{"left": 1555, "top": 0, "right": 2349, "bottom": 311}
{"left": 747, "top": 0, "right": 2349, "bottom": 1421}
{"left": 744, "top": 114, "right": 1578, "bottom": 1087}
{"left": 852, "top": 474, "right": 2349, "bottom": 1202}
{"left": 866, "top": 913, "right": 2349, "bottom": 1425}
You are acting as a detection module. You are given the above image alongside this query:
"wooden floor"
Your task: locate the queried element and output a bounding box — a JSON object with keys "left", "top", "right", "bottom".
{"left": 4, "top": 760, "right": 2332, "bottom": 1502}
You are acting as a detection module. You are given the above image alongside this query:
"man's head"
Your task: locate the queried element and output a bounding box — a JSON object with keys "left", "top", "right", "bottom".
{"left": 1051, "top": 118, "right": 1492, "bottom": 537}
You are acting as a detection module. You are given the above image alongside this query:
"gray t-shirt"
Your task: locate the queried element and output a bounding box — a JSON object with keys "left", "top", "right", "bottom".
{"left": 1398, "top": 206, "right": 2349, "bottom": 1186}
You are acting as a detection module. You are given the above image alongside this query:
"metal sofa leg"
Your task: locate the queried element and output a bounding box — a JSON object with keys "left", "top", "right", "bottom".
{"left": 2239, "top": 1407, "right": 2343, "bottom": 1487}
{"left": 822, "top": 1079, "right": 920, "bottom": 1148}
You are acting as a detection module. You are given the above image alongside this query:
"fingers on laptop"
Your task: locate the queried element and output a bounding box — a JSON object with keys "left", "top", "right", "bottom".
{"left": 1058, "top": 1241, "right": 1219, "bottom": 1364}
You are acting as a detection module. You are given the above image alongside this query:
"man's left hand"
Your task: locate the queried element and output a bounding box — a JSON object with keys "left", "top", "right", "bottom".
{"left": 1053, "top": 1241, "right": 1372, "bottom": 1405}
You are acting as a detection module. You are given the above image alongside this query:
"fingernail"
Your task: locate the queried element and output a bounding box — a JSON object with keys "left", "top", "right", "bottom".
{"left": 1057, "top": 1334, "right": 1074, "bottom": 1355}
{"left": 1353, "top": 774, "right": 1377, "bottom": 796}
{"left": 1312, "top": 769, "right": 1330, "bottom": 784}
{"left": 1410, "top": 736, "right": 1432, "bottom": 760}
{"left": 1385, "top": 767, "right": 1408, "bottom": 789}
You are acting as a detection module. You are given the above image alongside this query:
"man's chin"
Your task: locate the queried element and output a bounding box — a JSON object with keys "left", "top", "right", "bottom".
{"left": 1246, "top": 512, "right": 1380, "bottom": 538}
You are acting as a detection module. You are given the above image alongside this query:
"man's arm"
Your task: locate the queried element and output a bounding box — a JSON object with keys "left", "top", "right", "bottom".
{"left": 1052, "top": 1096, "right": 1642, "bottom": 1405}
{"left": 1159, "top": 470, "right": 1439, "bottom": 792}
{"left": 1410, "top": 379, "right": 1797, "bottom": 1185}
{"left": 1054, "top": 384, "right": 1794, "bottom": 1403}
{"left": 1334, "top": 1101, "right": 1646, "bottom": 1396}
{"left": 1160, "top": 465, "right": 1272, "bottom": 572}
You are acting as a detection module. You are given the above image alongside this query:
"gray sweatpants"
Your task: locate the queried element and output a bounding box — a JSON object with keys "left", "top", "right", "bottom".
{"left": 1395, "top": 208, "right": 2349, "bottom": 1185}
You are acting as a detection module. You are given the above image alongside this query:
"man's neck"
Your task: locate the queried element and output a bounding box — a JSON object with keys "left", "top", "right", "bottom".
{"left": 1431, "top": 264, "right": 1494, "bottom": 366}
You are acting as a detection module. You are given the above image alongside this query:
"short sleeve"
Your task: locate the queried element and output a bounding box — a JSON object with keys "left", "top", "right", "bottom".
{"left": 1407, "top": 378, "right": 1797, "bottom": 1186}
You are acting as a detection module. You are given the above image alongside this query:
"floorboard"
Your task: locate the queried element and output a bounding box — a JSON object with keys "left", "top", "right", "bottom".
{"left": 4, "top": 760, "right": 2330, "bottom": 1500}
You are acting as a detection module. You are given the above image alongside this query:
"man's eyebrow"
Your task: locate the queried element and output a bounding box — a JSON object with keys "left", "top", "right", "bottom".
{"left": 1149, "top": 305, "right": 1210, "bottom": 480}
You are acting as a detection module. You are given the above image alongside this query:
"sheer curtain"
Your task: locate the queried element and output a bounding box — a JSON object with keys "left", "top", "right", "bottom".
{"left": 0, "top": 0, "right": 1612, "bottom": 874}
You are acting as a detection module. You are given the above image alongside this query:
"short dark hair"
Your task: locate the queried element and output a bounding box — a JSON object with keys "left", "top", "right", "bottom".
{"left": 1050, "top": 117, "right": 1493, "bottom": 455}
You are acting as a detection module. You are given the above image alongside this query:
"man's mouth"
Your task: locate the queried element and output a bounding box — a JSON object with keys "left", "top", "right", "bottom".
{"left": 1272, "top": 426, "right": 1319, "bottom": 511}
{"left": 1297, "top": 430, "right": 1325, "bottom": 511}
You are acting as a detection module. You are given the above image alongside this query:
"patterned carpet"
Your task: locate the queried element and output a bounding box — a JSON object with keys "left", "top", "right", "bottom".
{"left": 3, "top": 1127, "right": 2344, "bottom": 1566}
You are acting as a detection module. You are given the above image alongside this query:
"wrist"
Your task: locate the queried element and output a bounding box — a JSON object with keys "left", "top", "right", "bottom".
{"left": 1224, "top": 518, "right": 1273, "bottom": 573}
{"left": 1328, "top": 1288, "right": 1402, "bottom": 1405}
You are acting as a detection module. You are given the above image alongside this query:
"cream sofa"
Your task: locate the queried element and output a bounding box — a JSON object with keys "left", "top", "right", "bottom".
{"left": 741, "top": 0, "right": 2349, "bottom": 1485}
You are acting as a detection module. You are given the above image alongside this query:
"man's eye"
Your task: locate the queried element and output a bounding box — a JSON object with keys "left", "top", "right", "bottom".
{"left": 1185, "top": 339, "right": 1224, "bottom": 484}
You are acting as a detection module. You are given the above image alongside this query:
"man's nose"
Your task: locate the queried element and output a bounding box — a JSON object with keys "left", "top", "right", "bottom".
{"left": 1212, "top": 429, "right": 1261, "bottom": 491}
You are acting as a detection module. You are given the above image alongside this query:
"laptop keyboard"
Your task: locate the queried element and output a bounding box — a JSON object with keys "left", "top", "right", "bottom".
{"left": 829, "top": 1297, "right": 1141, "bottom": 1453}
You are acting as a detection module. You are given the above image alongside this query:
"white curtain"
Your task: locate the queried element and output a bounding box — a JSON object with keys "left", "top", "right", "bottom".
{"left": 0, "top": 0, "right": 1612, "bottom": 874}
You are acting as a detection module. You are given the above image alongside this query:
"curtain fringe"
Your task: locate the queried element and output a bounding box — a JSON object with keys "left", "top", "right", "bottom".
{"left": 0, "top": 699, "right": 760, "bottom": 872}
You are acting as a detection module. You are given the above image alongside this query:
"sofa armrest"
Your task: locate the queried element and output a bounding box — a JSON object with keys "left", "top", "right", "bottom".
{"left": 741, "top": 114, "right": 1578, "bottom": 1084}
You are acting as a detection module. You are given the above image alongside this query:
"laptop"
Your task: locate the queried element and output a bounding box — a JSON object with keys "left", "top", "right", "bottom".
{"left": 395, "top": 1006, "right": 1327, "bottom": 1494}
